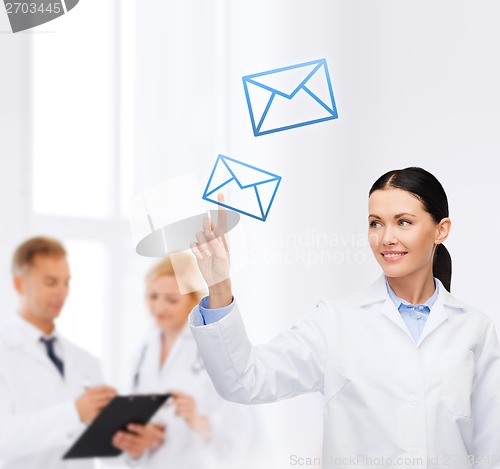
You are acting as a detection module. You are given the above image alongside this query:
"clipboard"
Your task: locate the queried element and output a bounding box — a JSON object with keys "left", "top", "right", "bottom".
{"left": 63, "top": 393, "right": 171, "bottom": 459}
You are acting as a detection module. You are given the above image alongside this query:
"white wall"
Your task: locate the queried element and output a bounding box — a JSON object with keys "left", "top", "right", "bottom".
{"left": 1, "top": 1, "right": 500, "bottom": 468}
{"left": 216, "top": 1, "right": 500, "bottom": 466}
{"left": 0, "top": 11, "right": 31, "bottom": 317}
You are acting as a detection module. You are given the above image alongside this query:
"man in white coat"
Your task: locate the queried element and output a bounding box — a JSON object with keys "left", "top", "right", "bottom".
{"left": 0, "top": 236, "right": 117, "bottom": 469}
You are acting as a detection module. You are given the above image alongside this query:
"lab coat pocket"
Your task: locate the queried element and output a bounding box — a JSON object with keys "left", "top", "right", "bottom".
{"left": 324, "top": 367, "right": 351, "bottom": 407}
{"left": 441, "top": 348, "right": 476, "bottom": 418}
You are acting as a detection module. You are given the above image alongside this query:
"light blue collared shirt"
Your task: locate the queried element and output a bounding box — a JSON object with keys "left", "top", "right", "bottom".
{"left": 199, "top": 278, "right": 440, "bottom": 344}
{"left": 199, "top": 295, "right": 235, "bottom": 325}
{"left": 384, "top": 276, "right": 439, "bottom": 343}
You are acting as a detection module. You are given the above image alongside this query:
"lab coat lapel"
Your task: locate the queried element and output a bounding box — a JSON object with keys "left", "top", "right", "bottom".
{"left": 415, "top": 280, "right": 465, "bottom": 347}
{"left": 415, "top": 298, "right": 448, "bottom": 347}
{"left": 25, "top": 342, "right": 59, "bottom": 374}
{"left": 59, "top": 337, "right": 78, "bottom": 386}
{"left": 160, "top": 324, "right": 190, "bottom": 379}
{"left": 2, "top": 315, "right": 56, "bottom": 374}
{"left": 358, "top": 275, "right": 413, "bottom": 339}
{"left": 144, "top": 329, "right": 163, "bottom": 390}
{"left": 378, "top": 297, "right": 415, "bottom": 340}
{"left": 358, "top": 275, "right": 451, "bottom": 345}
{"left": 360, "top": 276, "right": 458, "bottom": 348}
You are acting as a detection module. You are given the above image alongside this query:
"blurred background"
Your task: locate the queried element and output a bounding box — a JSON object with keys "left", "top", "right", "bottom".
{"left": 1, "top": 1, "right": 500, "bottom": 467}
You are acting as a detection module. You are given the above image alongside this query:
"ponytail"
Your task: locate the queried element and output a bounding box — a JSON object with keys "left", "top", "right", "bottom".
{"left": 433, "top": 244, "right": 452, "bottom": 292}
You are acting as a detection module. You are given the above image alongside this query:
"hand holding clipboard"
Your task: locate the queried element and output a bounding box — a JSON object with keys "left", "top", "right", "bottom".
{"left": 63, "top": 394, "right": 171, "bottom": 459}
{"left": 112, "top": 421, "right": 166, "bottom": 459}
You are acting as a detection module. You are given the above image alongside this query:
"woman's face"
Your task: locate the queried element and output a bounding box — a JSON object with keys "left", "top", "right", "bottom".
{"left": 368, "top": 188, "right": 449, "bottom": 280}
{"left": 146, "top": 275, "right": 196, "bottom": 332}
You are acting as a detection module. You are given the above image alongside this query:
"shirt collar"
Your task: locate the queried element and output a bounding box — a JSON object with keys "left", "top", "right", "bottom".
{"left": 155, "top": 321, "right": 192, "bottom": 344}
{"left": 14, "top": 314, "right": 58, "bottom": 343}
{"left": 353, "top": 274, "right": 464, "bottom": 311}
{"left": 384, "top": 275, "right": 439, "bottom": 311}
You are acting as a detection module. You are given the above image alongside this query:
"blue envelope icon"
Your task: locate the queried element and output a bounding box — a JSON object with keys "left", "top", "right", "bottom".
{"left": 242, "top": 58, "right": 338, "bottom": 136}
{"left": 202, "top": 155, "right": 282, "bottom": 222}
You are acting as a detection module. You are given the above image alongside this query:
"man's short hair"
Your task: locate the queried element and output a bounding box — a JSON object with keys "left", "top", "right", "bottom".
{"left": 12, "top": 236, "right": 67, "bottom": 275}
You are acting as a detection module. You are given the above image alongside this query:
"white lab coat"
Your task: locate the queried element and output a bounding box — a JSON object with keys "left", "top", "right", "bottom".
{"left": 0, "top": 314, "right": 103, "bottom": 469}
{"left": 189, "top": 275, "right": 500, "bottom": 469}
{"left": 127, "top": 323, "right": 255, "bottom": 469}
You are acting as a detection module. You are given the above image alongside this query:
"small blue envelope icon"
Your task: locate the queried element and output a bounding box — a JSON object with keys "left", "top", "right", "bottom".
{"left": 242, "top": 58, "right": 338, "bottom": 136}
{"left": 202, "top": 155, "right": 282, "bottom": 222}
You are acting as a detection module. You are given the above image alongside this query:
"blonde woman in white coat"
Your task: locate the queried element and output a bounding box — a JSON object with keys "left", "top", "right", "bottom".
{"left": 189, "top": 169, "right": 500, "bottom": 469}
{"left": 112, "top": 255, "right": 254, "bottom": 469}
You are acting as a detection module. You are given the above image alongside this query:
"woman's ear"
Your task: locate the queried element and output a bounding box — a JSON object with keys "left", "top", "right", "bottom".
{"left": 435, "top": 217, "right": 451, "bottom": 245}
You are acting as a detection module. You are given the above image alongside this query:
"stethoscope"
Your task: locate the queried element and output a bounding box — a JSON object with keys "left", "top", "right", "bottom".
{"left": 133, "top": 344, "right": 206, "bottom": 388}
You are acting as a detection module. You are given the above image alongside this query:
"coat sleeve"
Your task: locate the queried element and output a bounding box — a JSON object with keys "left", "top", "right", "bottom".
{"left": 471, "top": 320, "right": 500, "bottom": 467}
{"left": 188, "top": 300, "right": 332, "bottom": 404}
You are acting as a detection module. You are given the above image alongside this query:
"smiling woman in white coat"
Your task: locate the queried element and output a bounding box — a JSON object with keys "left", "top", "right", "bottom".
{"left": 188, "top": 168, "right": 500, "bottom": 469}
{"left": 112, "top": 254, "right": 255, "bottom": 469}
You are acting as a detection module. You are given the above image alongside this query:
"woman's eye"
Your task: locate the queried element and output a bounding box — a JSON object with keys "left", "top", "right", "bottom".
{"left": 148, "top": 294, "right": 158, "bottom": 301}
{"left": 398, "top": 220, "right": 412, "bottom": 226}
{"left": 369, "top": 221, "right": 381, "bottom": 228}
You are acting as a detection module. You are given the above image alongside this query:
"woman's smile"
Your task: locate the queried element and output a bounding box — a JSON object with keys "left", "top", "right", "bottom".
{"left": 381, "top": 251, "right": 408, "bottom": 262}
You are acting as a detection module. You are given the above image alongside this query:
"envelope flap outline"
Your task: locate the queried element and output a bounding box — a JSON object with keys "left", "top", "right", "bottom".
{"left": 255, "top": 178, "right": 281, "bottom": 220}
{"left": 220, "top": 156, "right": 281, "bottom": 188}
{"left": 299, "top": 62, "right": 337, "bottom": 115}
{"left": 243, "top": 59, "right": 326, "bottom": 99}
{"left": 203, "top": 157, "right": 234, "bottom": 192}
{"left": 202, "top": 155, "right": 282, "bottom": 222}
{"left": 203, "top": 156, "right": 235, "bottom": 197}
{"left": 204, "top": 180, "right": 280, "bottom": 222}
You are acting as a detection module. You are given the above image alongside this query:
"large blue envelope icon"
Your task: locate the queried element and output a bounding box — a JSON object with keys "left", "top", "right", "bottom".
{"left": 242, "top": 58, "right": 338, "bottom": 136}
{"left": 202, "top": 155, "right": 282, "bottom": 222}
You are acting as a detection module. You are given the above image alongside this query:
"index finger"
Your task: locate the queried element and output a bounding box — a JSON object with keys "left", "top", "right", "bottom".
{"left": 166, "top": 390, "right": 186, "bottom": 400}
{"left": 213, "top": 192, "right": 227, "bottom": 239}
{"left": 127, "top": 423, "right": 147, "bottom": 435}
{"left": 87, "top": 385, "right": 117, "bottom": 394}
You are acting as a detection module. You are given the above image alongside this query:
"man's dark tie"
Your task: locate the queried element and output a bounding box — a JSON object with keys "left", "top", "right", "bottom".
{"left": 40, "top": 337, "right": 65, "bottom": 377}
